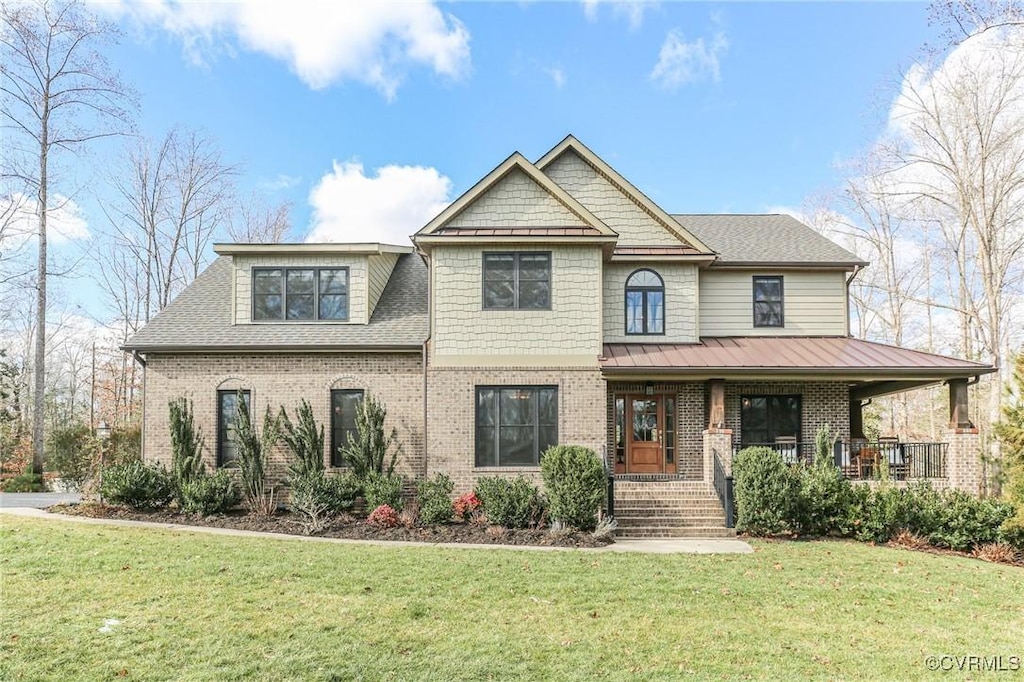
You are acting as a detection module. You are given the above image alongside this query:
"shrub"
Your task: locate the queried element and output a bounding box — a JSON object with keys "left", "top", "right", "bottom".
{"left": 47, "top": 423, "right": 98, "bottom": 491}
{"left": 363, "top": 471, "right": 404, "bottom": 511}
{"left": 179, "top": 470, "right": 240, "bottom": 516}
{"left": 289, "top": 471, "right": 360, "bottom": 534}
{"left": 339, "top": 393, "right": 402, "bottom": 479}
{"left": 1, "top": 472, "right": 46, "bottom": 492}
{"left": 540, "top": 445, "right": 606, "bottom": 531}
{"left": 100, "top": 461, "right": 174, "bottom": 510}
{"left": 852, "top": 484, "right": 910, "bottom": 543}
{"left": 592, "top": 516, "right": 618, "bottom": 540}
{"left": 233, "top": 398, "right": 281, "bottom": 516}
{"left": 417, "top": 473, "right": 454, "bottom": 525}
{"left": 733, "top": 446, "right": 799, "bottom": 535}
{"left": 474, "top": 476, "right": 546, "bottom": 529}
{"left": 927, "top": 491, "right": 1013, "bottom": 551}
{"left": 367, "top": 504, "right": 400, "bottom": 528}
{"left": 168, "top": 398, "right": 206, "bottom": 491}
{"left": 971, "top": 542, "right": 1021, "bottom": 565}
{"left": 280, "top": 400, "right": 325, "bottom": 479}
{"left": 795, "top": 449, "right": 853, "bottom": 536}
{"left": 453, "top": 491, "right": 481, "bottom": 521}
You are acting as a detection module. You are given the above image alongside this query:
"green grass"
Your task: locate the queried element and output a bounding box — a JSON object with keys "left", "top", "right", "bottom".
{"left": 1, "top": 518, "right": 1022, "bottom": 681}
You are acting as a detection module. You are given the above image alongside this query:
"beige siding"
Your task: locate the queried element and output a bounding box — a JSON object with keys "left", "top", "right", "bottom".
{"left": 431, "top": 245, "right": 602, "bottom": 365}
{"left": 544, "top": 150, "right": 681, "bottom": 246}
{"left": 233, "top": 254, "right": 368, "bottom": 325}
{"left": 699, "top": 270, "right": 848, "bottom": 336}
{"left": 446, "top": 168, "right": 585, "bottom": 228}
{"left": 603, "top": 263, "right": 699, "bottom": 343}
{"left": 367, "top": 253, "right": 399, "bottom": 318}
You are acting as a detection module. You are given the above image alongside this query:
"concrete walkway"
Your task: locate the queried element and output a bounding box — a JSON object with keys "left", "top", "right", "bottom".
{"left": 0, "top": 492, "right": 81, "bottom": 508}
{"left": 0, "top": 507, "right": 754, "bottom": 555}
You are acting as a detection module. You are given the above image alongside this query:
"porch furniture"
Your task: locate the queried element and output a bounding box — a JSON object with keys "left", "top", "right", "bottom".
{"left": 879, "top": 436, "right": 907, "bottom": 480}
{"left": 775, "top": 435, "right": 799, "bottom": 464}
{"left": 856, "top": 446, "right": 880, "bottom": 478}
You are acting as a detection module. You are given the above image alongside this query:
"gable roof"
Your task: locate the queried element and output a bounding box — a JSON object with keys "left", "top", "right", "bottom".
{"left": 415, "top": 151, "right": 614, "bottom": 237}
{"left": 123, "top": 253, "right": 428, "bottom": 352}
{"left": 536, "top": 135, "right": 714, "bottom": 255}
{"left": 673, "top": 214, "right": 867, "bottom": 267}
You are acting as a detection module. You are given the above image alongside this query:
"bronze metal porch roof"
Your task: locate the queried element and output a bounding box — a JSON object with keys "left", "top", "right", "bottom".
{"left": 612, "top": 245, "right": 703, "bottom": 257}
{"left": 600, "top": 337, "right": 994, "bottom": 379}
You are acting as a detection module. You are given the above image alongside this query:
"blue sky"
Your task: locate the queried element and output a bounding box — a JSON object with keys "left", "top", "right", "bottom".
{"left": 21, "top": 1, "right": 944, "bottom": 323}
{"left": 92, "top": 2, "right": 935, "bottom": 236}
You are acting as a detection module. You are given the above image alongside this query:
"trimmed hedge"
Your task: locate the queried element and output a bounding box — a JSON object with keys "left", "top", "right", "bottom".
{"left": 100, "top": 462, "right": 174, "bottom": 510}
{"left": 179, "top": 470, "right": 240, "bottom": 516}
{"left": 732, "top": 446, "right": 799, "bottom": 535}
{"left": 474, "top": 476, "right": 546, "bottom": 529}
{"left": 417, "top": 473, "right": 454, "bottom": 525}
{"left": 540, "top": 445, "right": 605, "bottom": 531}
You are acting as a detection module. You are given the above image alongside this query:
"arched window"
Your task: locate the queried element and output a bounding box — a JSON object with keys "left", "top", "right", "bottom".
{"left": 625, "top": 269, "right": 664, "bottom": 335}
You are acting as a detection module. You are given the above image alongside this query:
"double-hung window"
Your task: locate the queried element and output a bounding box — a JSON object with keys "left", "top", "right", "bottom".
{"left": 330, "top": 389, "right": 364, "bottom": 467}
{"left": 753, "top": 276, "right": 784, "bottom": 327}
{"left": 625, "top": 269, "right": 665, "bottom": 335}
{"left": 252, "top": 267, "right": 349, "bottom": 321}
{"left": 475, "top": 386, "right": 558, "bottom": 466}
{"left": 482, "top": 253, "right": 551, "bottom": 310}
{"left": 217, "top": 390, "right": 250, "bottom": 467}
{"left": 740, "top": 395, "right": 801, "bottom": 446}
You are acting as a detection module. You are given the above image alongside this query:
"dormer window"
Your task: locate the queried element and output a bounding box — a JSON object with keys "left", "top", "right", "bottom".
{"left": 252, "top": 267, "right": 349, "bottom": 321}
{"left": 625, "top": 269, "right": 664, "bottom": 335}
{"left": 753, "top": 276, "right": 784, "bottom": 327}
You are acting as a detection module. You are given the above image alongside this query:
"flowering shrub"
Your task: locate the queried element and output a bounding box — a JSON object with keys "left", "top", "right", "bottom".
{"left": 453, "top": 491, "right": 481, "bottom": 521}
{"left": 367, "top": 504, "right": 400, "bottom": 529}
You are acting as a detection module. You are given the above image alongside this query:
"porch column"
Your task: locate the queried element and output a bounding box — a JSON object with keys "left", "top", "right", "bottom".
{"left": 849, "top": 399, "right": 866, "bottom": 440}
{"left": 948, "top": 378, "right": 974, "bottom": 429}
{"left": 707, "top": 379, "right": 726, "bottom": 429}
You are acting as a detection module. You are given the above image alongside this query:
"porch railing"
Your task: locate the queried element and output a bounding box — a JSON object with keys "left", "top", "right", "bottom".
{"left": 712, "top": 449, "right": 735, "bottom": 529}
{"left": 732, "top": 440, "right": 948, "bottom": 481}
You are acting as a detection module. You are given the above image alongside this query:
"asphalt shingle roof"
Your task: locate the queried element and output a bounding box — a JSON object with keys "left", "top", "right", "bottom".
{"left": 672, "top": 214, "right": 867, "bottom": 266}
{"left": 123, "top": 253, "right": 428, "bottom": 351}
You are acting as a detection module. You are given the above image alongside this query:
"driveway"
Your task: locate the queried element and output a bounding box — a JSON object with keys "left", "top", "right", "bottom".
{"left": 0, "top": 492, "right": 81, "bottom": 509}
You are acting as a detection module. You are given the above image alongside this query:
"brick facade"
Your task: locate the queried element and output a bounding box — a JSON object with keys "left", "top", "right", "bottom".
{"left": 426, "top": 366, "right": 606, "bottom": 492}
{"left": 722, "top": 380, "right": 850, "bottom": 447}
{"left": 142, "top": 353, "right": 424, "bottom": 486}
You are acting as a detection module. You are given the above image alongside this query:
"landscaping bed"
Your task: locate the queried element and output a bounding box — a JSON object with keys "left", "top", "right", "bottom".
{"left": 49, "top": 502, "right": 613, "bottom": 548}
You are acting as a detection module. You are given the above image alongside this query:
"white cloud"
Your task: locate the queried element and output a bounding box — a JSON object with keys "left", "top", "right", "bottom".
{"left": 306, "top": 161, "right": 451, "bottom": 244}
{"left": 581, "top": 0, "right": 655, "bottom": 30}
{"left": 650, "top": 24, "right": 728, "bottom": 89}
{"left": 258, "top": 174, "right": 301, "bottom": 192}
{"left": 101, "top": 0, "right": 471, "bottom": 98}
{"left": 544, "top": 65, "right": 567, "bottom": 89}
{"left": 1, "top": 192, "right": 90, "bottom": 247}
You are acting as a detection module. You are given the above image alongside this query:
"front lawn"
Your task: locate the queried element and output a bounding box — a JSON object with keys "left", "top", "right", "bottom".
{"left": 1, "top": 517, "right": 1022, "bottom": 681}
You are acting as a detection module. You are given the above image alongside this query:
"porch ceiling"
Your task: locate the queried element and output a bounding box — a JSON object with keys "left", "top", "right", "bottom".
{"left": 600, "top": 337, "right": 994, "bottom": 384}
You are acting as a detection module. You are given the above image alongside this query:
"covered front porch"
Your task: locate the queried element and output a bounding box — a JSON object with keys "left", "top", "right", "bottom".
{"left": 601, "top": 336, "right": 995, "bottom": 494}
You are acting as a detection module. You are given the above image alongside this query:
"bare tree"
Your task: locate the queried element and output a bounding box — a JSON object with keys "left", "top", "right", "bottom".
{"left": 226, "top": 192, "right": 292, "bottom": 243}
{"left": 99, "top": 127, "right": 237, "bottom": 330}
{"left": 1, "top": 0, "right": 133, "bottom": 474}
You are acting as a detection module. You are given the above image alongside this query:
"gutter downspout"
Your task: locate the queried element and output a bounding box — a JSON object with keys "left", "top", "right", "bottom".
{"left": 130, "top": 351, "right": 147, "bottom": 462}
{"left": 845, "top": 264, "right": 862, "bottom": 337}
{"left": 420, "top": 249, "right": 431, "bottom": 480}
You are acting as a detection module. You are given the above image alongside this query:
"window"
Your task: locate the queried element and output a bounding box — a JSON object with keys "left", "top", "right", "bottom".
{"left": 217, "top": 390, "right": 250, "bottom": 467}
{"left": 625, "top": 269, "right": 664, "bottom": 335}
{"left": 475, "top": 386, "right": 557, "bottom": 466}
{"left": 252, "top": 268, "right": 349, "bottom": 321}
{"left": 753, "top": 276, "right": 784, "bottom": 327}
{"left": 664, "top": 397, "right": 675, "bottom": 465}
{"left": 330, "top": 389, "right": 364, "bottom": 467}
{"left": 740, "top": 395, "right": 801, "bottom": 446}
{"left": 482, "top": 253, "right": 551, "bottom": 310}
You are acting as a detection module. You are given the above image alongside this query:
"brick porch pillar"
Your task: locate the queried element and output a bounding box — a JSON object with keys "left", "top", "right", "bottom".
{"left": 946, "top": 427, "right": 981, "bottom": 495}
{"left": 703, "top": 428, "right": 734, "bottom": 482}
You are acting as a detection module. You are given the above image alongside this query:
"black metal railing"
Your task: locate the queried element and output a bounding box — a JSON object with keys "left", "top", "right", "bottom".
{"left": 712, "top": 449, "right": 735, "bottom": 529}
{"left": 733, "top": 440, "right": 949, "bottom": 481}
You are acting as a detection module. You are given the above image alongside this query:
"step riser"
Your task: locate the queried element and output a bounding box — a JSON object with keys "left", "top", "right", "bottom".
{"left": 617, "top": 530, "right": 737, "bottom": 539}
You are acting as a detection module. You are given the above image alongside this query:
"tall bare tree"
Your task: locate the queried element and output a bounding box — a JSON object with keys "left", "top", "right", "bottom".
{"left": 1, "top": 0, "right": 133, "bottom": 474}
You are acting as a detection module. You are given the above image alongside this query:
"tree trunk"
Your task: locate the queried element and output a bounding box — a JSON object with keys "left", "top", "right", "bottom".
{"left": 32, "top": 119, "right": 48, "bottom": 476}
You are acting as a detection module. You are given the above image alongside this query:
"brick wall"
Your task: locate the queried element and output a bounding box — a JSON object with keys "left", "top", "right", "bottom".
{"left": 426, "top": 366, "right": 606, "bottom": 492}
{"left": 143, "top": 353, "right": 424, "bottom": 486}
{"left": 723, "top": 380, "right": 850, "bottom": 448}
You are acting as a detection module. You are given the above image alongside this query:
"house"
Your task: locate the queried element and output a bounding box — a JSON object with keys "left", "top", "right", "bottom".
{"left": 124, "top": 135, "right": 993, "bottom": 537}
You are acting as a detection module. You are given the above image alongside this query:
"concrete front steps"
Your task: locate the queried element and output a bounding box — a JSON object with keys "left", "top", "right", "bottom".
{"left": 612, "top": 479, "right": 735, "bottom": 539}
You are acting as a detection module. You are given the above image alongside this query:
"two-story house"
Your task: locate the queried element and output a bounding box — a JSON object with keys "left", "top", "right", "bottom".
{"left": 124, "top": 135, "right": 992, "bottom": 537}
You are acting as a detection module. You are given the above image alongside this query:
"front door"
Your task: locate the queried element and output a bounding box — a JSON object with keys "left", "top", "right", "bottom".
{"left": 627, "top": 396, "right": 664, "bottom": 474}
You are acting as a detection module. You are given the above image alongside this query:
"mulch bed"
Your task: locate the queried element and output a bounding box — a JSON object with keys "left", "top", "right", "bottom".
{"left": 48, "top": 503, "right": 613, "bottom": 548}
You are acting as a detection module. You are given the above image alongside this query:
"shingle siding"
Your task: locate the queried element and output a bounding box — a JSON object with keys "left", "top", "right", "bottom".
{"left": 544, "top": 150, "right": 682, "bottom": 247}
{"left": 603, "top": 263, "right": 698, "bottom": 343}
{"left": 446, "top": 168, "right": 586, "bottom": 228}
{"left": 233, "top": 254, "right": 369, "bottom": 325}
{"left": 367, "top": 253, "right": 399, "bottom": 318}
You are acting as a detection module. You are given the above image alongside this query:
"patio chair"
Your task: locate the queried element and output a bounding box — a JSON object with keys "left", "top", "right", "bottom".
{"left": 879, "top": 436, "right": 907, "bottom": 480}
{"left": 775, "top": 435, "right": 799, "bottom": 464}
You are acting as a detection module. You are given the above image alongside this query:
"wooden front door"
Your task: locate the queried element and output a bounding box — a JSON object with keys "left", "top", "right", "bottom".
{"left": 627, "top": 396, "right": 664, "bottom": 474}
